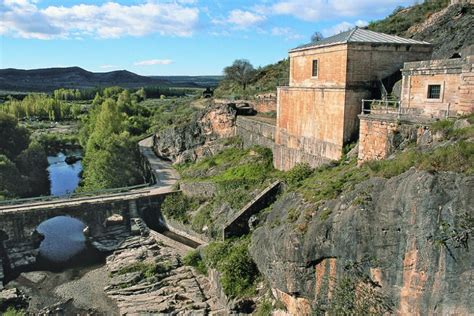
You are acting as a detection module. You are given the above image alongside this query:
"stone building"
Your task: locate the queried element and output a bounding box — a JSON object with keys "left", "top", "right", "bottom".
{"left": 358, "top": 55, "right": 473, "bottom": 163}
{"left": 274, "top": 28, "right": 432, "bottom": 170}
{"left": 400, "top": 56, "right": 473, "bottom": 117}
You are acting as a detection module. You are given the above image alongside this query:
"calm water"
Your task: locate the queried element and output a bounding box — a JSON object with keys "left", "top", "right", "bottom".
{"left": 37, "top": 216, "right": 86, "bottom": 262}
{"left": 47, "top": 150, "right": 82, "bottom": 196}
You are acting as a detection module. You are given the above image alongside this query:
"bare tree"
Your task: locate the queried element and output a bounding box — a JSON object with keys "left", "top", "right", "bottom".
{"left": 223, "top": 59, "right": 256, "bottom": 90}
{"left": 311, "top": 31, "right": 324, "bottom": 42}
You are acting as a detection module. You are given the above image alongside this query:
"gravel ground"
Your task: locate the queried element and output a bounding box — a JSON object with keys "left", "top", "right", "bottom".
{"left": 54, "top": 266, "right": 118, "bottom": 315}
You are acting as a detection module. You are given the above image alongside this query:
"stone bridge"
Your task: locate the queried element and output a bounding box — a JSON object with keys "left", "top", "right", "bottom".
{"left": 0, "top": 137, "right": 180, "bottom": 286}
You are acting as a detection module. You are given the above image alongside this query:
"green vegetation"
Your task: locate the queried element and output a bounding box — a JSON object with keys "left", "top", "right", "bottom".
{"left": 183, "top": 237, "right": 260, "bottom": 298}
{"left": 214, "top": 59, "right": 289, "bottom": 99}
{"left": 368, "top": 0, "right": 449, "bottom": 36}
{"left": 253, "top": 300, "right": 273, "bottom": 316}
{"left": 0, "top": 113, "right": 49, "bottom": 199}
{"left": 183, "top": 250, "right": 207, "bottom": 274}
{"left": 161, "top": 193, "right": 201, "bottom": 223}
{"left": 2, "top": 307, "right": 26, "bottom": 316}
{"left": 0, "top": 94, "right": 84, "bottom": 121}
{"left": 173, "top": 144, "right": 280, "bottom": 237}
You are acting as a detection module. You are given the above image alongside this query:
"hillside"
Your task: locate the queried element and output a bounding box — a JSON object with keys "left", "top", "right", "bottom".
{"left": 0, "top": 67, "right": 223, "bottom": 92}
{"left": 369, "top": 0, "right": 473, "bottom": 58}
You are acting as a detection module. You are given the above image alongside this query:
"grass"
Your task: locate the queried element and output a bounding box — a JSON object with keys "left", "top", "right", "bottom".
{"left": 368, "top": 0, "right": 449, "bottom": 36}
{"left": 2, "top": 307, "right": 25, "bottom": 316}
{"left": 116, "top": 261, "right": 171, "bottom": 279}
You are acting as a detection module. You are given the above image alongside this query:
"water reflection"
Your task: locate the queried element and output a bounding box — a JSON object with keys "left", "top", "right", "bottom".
{"left": 37, "top": 216, "right": 86, "bottom": 263}
{"left": 47, "top": 150, "right": 82, "bottom": 196}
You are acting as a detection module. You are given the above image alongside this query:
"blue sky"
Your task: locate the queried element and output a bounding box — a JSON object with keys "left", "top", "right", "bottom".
{"left": 0, "top": 0, "right": 416, "bottom": 75}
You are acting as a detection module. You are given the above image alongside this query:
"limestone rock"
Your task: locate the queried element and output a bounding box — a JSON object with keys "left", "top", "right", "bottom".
{"left": 250, "top": 170, "right": 474, "bottom": 315}
{"left": 153, "top": 104, "right": 237, "bottom": 164}
{"left": 105, "top": 234, "right": 226, "bottom": 315}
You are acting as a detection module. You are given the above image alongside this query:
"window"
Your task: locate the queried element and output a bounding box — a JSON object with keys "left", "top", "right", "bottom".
{"left": 312, "top": 60, "right": 318, "bottom": 77}
{"left": 427, "top": 84, "right": 441, "bottom": 99}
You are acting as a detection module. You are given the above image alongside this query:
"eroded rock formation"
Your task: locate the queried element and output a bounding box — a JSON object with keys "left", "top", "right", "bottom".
{"left": 153, "top": 104, "right": 237, "bottom": 164}
{"left": 250, "top": 170, "right": 473, "bottom": 315}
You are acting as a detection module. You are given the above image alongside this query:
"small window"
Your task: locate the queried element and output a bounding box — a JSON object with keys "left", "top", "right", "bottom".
{"left": 312, "top": 60, "right": 318, "bottom": 77}
{"left": 427, "top": 85, "right": 441, "bottom": 99}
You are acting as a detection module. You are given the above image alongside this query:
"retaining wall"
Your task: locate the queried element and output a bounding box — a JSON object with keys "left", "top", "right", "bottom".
{"left": 235, "top": 116, "right": 276, "bottom": 150}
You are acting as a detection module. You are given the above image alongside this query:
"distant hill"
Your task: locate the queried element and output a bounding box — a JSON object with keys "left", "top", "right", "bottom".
{"left": 0, "top": 67, "right": 222, "bottom": 92}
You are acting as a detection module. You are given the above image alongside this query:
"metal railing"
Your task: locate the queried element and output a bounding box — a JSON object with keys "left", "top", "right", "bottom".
{"left": 361, "top": 99, "right": 401, "bottom": 116}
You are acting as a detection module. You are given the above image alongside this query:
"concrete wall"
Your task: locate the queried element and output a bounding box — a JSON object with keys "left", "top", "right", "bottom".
{"left": 223, "top": 181, "right": 281, "bottom": 239}
{"left": 235, "top": 116, "right": 276, "bottom": 150}
{"left": 401, "top": 56, "right": 474, "bottom": 117}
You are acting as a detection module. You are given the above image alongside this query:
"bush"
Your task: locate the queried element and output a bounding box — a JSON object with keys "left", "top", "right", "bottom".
{"left": 161, "top": 193, "right": 200, "bottom": 223}
{"left": 285, "top": 163, "right": 313, "bottom": 186}
{"left": 201, "top": 238, "right": 260, "bottom": 298}
{"left": 219, "top": 239, "right": 259, "bottom": 297}
{"left": 183, "top": 250, "right": 207, "bottom": 274}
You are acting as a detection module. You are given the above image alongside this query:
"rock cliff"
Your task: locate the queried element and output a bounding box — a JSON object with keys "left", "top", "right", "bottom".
{"left": 250, "top": 170, "right": 473, "bottom": 314}
{"left": 153, "top": 104, "right": 237, "bottom": 164}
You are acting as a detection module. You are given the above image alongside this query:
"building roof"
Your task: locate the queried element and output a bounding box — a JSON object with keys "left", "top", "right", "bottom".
{"left": 290, "top": 28, "right": 431, "bottom": 52}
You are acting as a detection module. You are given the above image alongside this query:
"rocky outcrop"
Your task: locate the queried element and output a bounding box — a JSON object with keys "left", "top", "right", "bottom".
{"left": 105, "top": 234, "right": 224, "bottom": 315}
{"left": 250, "top": 170, "right": 473, "bottom": 315}
{"left": 153, "top": 104, "right": 237, "bottom": 164}
{"left": 409, "top": 3, "right": 473, "bottom": 58}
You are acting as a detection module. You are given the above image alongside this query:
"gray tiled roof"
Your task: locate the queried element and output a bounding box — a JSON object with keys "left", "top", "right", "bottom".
{"left": 291, "top": 28, "right": 431, "bottom": 52}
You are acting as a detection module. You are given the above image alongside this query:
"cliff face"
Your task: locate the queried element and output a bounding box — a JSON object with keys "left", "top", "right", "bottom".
{"left": 409, "top": 3, "right": 474, "bottom": 58}
{"left": 250, "top": 169, "right": 473, "bottom": 314}
{"left": 153, "top": 104, "right": 236, "bottom": 164}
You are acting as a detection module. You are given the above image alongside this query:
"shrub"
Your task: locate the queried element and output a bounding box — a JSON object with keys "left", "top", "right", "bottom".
{"left": 161, "top": 193, "right": 200, "bottom": 223}
{"left": 285, "top": 163, "right": 313, "bottom": 186}
{"left": 254, "top": 299, "right": 273, "bottom": 316}
{"left": 417, "top": 141, "right": 474, "bottom": 174}
{"left": 183, "top": 250, "right": 207, "bottom": 274}
{"left": 219, "top": 239, "right": 259, "bottom": 297}
{"left": 3, "top": 307, "right": 25, "bottom": 316}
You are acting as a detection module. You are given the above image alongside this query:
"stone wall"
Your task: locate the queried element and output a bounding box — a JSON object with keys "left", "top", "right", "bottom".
{"left": 358, "top": 115, "right": 434, "bottom": 164}
{"left": 358, "top": 116, "right": 400, "bottom": 164}
{"left": 235, "top": 116, "right": 276, "bottom": 150}
{"left": 275, "top": 87, "right": 345, "bottom": 170}
{"left": 289, "top": 44, "right": 348, "bottom": 88}
{"left": 401, "top": 56, "right": 474, "bottom": 117}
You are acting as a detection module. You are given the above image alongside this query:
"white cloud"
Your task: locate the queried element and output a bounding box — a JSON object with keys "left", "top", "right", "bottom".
{"left": 134, "top": 59, "right": 174, "bottom": 66}
{"left": 271, "top": 27, "right": 303, "bottom": 40}
{"left": 214, "top": 9, "right": 266, "bottom": 29}
{"left": 322, "top": 20, "right": 368, "bottom": 37}
{"left": 0, "top": 0, "right": 199, "bottom": 39}
{"left": 265, "top": 0, "right": 413, "bottom": 21}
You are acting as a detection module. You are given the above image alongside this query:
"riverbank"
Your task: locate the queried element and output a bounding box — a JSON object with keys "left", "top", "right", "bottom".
{"left": 4, "top": 264, "right": 118, "bottom": 315}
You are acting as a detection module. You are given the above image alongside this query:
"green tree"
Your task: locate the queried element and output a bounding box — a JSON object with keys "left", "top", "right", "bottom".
{"left": 0, "top": 155, "right": 27, "bottom": 199}
{"left": 0, "top": 112, "right": 30, "bottom": 160}
{"left": 15, "top": 141, "right": 50, "bottom": 197}
{"left": 223, "top": 59, "right": 256, "bottom": 91}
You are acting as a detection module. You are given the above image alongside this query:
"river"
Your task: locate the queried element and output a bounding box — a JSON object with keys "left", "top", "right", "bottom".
{"left": 47, "top": 150, "right": 82, "bottom": 197}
